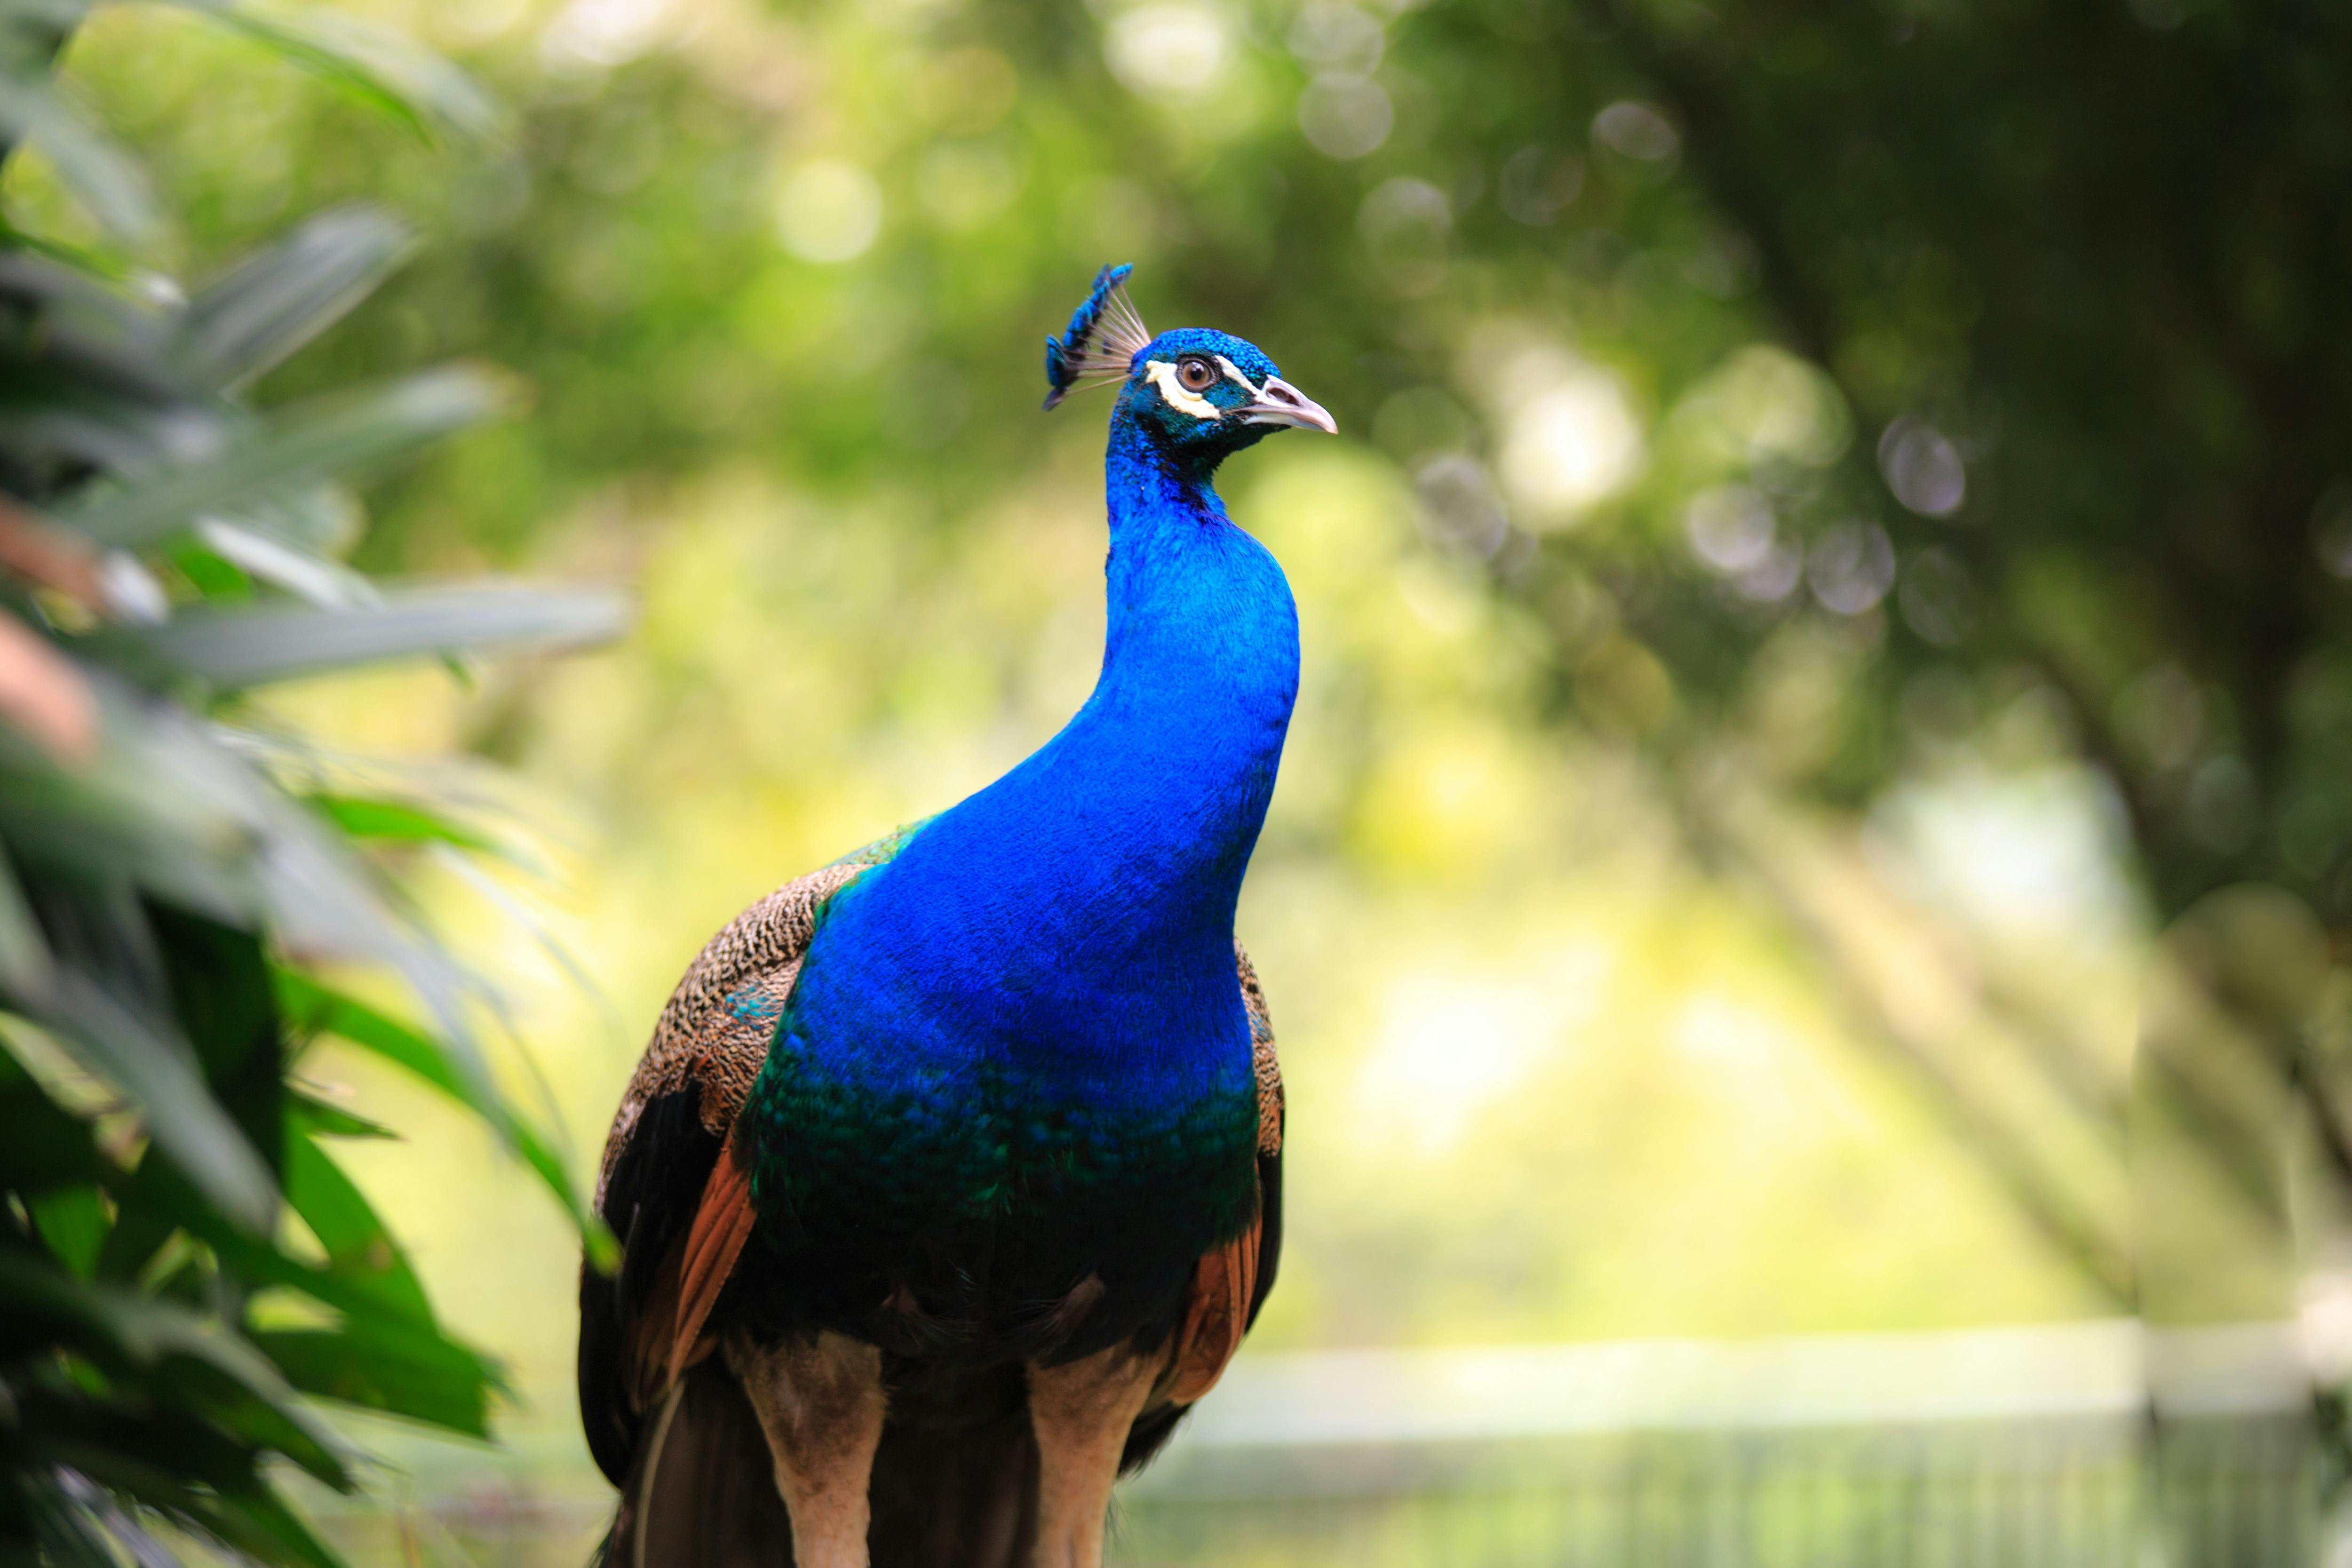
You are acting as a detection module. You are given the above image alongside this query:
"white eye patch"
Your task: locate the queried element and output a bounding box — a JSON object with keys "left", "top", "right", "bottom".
{"left": 1143, "top": 355, "right": 1271, "bottom": 422}
{"left": 1143, "top": 360, "right": 1222, "bottom": 420}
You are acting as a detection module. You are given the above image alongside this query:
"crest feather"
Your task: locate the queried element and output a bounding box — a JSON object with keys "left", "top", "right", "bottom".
{"left": 1043, "top": 263, "right": 1151, "bottom": 410}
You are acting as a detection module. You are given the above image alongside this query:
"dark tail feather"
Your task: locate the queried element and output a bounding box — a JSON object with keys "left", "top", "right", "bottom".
{"left": 590, "top": 1357, "right": 1042, "bottom": 1568}
{"left": 868, "top": 1401, "right": 1039, "bottom": 1568}
{"left": 599, "top": 1361, "right": 794, "bottom": 1568}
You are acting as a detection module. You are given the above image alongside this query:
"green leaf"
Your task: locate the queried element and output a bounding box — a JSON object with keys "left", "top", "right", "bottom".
{"left": 149, "top": 903, "right": 286, "bottom": 1182}
{"left": 0, "top": 0, "right": 94, "bottom": 27}
{"left": 275, "top": 971, "right": 477, "bottom": 1104}
{"left": 171, "top": 538, "right": 257, "bottom": 600}
{"left": 181, "top": 0, "right": 503, "bottom": 147}
{"left": 215, "top": 482, "right": 365, "bottom": 560}
{"left": 0, "top": 838, "right": 59, "bottom": 997}
{"left": 92, "top": 1141, "right": 218, "bottom": 1285}
{"left": 282, "top": 1125, "right": 429, "bottom": 1320}
{"left": 103, "top": 581, "right": 631, "bottom": 689}
{"left": 197, "top": 517, "right": 378, "bottom": 606}
{"left": 151, "top": 1353, "right": 351, "bottom": 1487}
{"left": 75, "top": 1154, "right": 507, "bottom": 1443}
{"left": 253, "top": 1319, "right": 496, "bottom": 1434}
{"left": 25, "top": 1473, "right": 131, "bottom": 1568}
{"left": 0, "top": 62, "right": 155, "bottom": 240}
{"left": 36, "top": 1443, "right": 243, "bottom": 1549}
{"left": 43, "top": 968, "right": 278, "bottom": 1231}
{"left": 186, "top": 1477, "right": 347, "bottom": 1568}
{"left": 305, "top": 792, "right": 496, "bottom": 852}
{"left": 0, "top": 1046, "right": 107, "bottom": 1192}
{"left": 29, "top": 1186, "right": 109, "bottom": 1276}
{"left": 100, "top": 1143, "right": 426, "bottom": 1332}
{"left": 287, "top": 1089, "right": 395, "bottom": 1139}
{"left": 0, "top": 1251, "right": 343, "bottom": 1457}
{"left": 57, "top": 366, "right": 506, "bottom": 549}
{"left": 174, "top": 205, "right": 413, "bottom": 390}
{"left": 40, "top": 1465, "right": 183, "bottom": 1568}
{"left": 275, "top": 969, "right": 613, "bottom": 1266}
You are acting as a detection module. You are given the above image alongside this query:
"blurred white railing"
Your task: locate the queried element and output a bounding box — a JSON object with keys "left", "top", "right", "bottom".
{"left": 1154, "top": 1317, "right": 2311, "bottom": 1457}
{"left": 303, "top": 1320, "right": 2329, "bottom": 1568}
{"left": 1113, "top": 1320, "right": 2323, "bottom": 1566}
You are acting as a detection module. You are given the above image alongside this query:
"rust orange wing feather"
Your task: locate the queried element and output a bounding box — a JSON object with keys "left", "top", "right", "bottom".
{"left": 665, "top": 1135, "right": 758, "bottom": 1386}
{"left": 1166, "top": 1206, "right": 1260, "bottom": 1403}
{"left": 581, "top": 850, "right": 902, "bottom": 1487}
{"left": 1163, "top": 941, "right": 1284, "bottom": 1406}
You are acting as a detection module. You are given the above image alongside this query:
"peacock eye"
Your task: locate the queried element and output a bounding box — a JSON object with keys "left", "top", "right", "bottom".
{"left": 1176, "top": 356, "right": 1217, "bottom": 393}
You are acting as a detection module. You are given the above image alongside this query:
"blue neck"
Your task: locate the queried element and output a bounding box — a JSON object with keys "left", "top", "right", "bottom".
{"left": 785, "top": 409, "right": 1300, "bottom": 1100}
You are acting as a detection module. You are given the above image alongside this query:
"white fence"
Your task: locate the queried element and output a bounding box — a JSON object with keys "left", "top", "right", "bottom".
{"left": 1114, "top": 1321, "right": 2325, "bottom": 1567}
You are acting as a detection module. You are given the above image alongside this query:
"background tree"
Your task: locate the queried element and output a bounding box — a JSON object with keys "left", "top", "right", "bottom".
{"left": 19, "top": 0, "right": 2346, "bottom": 1528}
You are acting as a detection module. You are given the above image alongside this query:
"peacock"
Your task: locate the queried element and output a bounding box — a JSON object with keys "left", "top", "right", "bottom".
{"left": 579, "top": 264, "right": 1335, "bottom": 1568}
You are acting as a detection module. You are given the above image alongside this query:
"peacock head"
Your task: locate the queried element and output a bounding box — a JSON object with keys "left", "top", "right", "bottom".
{"left": 1043, "top": 264, "right": 1335, "bottom": 468}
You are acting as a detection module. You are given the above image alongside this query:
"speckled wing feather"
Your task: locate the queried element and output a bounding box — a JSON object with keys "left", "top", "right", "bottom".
{"left": 601, "top": 875, "right": 1282, "bottom": 1206}
{"left": 583, "top": 828, "right": 922, "bottom": 1488}
{"left": 1236, "top": 943, "right": 1283, "bottom": 1161}
{"left": 595, "top": 826, "right": 924, "bottom": 1209}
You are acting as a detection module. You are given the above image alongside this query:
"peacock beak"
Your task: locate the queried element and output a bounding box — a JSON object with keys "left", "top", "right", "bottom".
{"left": 1238, "top": 376, "right": 1338, "bottom": 435}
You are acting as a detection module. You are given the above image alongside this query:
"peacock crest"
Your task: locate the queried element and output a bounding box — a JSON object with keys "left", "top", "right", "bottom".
{"left": 1042, "top": 263, "right": 1152, "bottom": 410}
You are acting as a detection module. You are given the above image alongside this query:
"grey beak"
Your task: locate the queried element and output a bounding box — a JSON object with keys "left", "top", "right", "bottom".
{"left": 1239, "top": 376, "right": 1338, "bottom": 435}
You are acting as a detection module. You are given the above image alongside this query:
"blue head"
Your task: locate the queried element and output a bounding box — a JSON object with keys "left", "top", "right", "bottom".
{"left": 1043, "top": 264, "right": 1335, "bottom": 475}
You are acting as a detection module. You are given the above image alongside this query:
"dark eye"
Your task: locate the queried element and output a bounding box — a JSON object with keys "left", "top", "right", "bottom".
{"left": 1176, "top": 356, "right": 1217, "bottom": 393}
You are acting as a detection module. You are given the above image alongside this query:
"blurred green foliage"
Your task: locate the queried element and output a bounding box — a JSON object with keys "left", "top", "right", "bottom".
{"left": 31, "top": 0, "right": 2352, "bottom": 905}
{"left": 10, "top": 0, "right": 2351, "bottom": 1528}
{"left": 0, "top": 2, "right": 623, "bottom": 1559}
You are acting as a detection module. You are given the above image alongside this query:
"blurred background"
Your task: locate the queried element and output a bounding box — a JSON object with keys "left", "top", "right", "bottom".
{"left": 7, "top": 0, "right": 2350, "bottom": 1561}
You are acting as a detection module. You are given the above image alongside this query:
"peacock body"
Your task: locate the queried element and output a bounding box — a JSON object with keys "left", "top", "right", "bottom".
{"left": 580, "top": 266, "right": 1334, "bottom": 1568}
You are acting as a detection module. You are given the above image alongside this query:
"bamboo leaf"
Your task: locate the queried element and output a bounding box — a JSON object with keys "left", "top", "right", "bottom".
{"left": 109, "top": 581, "right": 629, "bottom": 689}
{"left": 189, "top": 0, "right": 502, "bottom": 146}
{"left": 0, "top": 66, "right": 154, "bottom": 240}
{"left": 0, "top": 1059, "right": 108, "bottom": 1192}
{"left": 282, "top": 1124, "right": 430, "bottom": 1320}
{"left": 196, "top": 518, "right": 380, "bottom": 606}
{"left": 180, "top": 1484, "right": 346, "bottom": 1568}
{"left": 253, "top": 1320, "right": 496, "bottom": 1433}
{"left": 287, "top": 1088, "right": 394, "bottom": 1139}
{"left": 28, "top": 1186, "right": 108, "bottom": 1275}
{"left": 275, "top": 969, "right": 612, "bottom": 1266}
{"left": 58, "top": 366, "right": 505, "bottom": 548}
{"left": 41, "top": 967, "right": 278, "bottom": 1231}
{"left": 174, "top": 205, "right": 413, "bottom": 390}
{"left": 0, "top": 838, "right": 57, "bottom": 996}
{"left": 305, "top": 792, "right": 496, "bottom": 852}
{"left": 41, "top": 1468, "right": 181, "bottom": 1568}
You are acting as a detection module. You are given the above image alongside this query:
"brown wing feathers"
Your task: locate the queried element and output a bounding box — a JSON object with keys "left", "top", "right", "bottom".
{"left": 586, "top": 864, "right": 1287, "bottom": 1504}
{"left": 1161, "top": 955, "right": 1284, "bottom": 1408}
{"left": 584, "top": 863, "right": 867, "bottom": 1490}
{"left": 1166, "top": 1208, "right": 1261, "bottom": 1404}
{"left": 666, "top": 1135, "right": 758, "bottom": 1385}
{"left": 596, "top": 860, "right": 868, "bottom": 1209}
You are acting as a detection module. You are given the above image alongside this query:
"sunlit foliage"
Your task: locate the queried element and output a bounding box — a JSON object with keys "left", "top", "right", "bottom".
{"left": 14, "top": 0, "right": 2346, "bottom": 1514}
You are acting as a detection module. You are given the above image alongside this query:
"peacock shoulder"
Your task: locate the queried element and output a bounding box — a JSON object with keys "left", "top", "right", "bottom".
{"left": 596, "top": 863, "right": 850, "bottom": 1204}
{"left": 596, "top": 817, "right": 1284, "bottom": 1202}
{"left": 596, "top": 824, "right": 926, "bottom": 1203}
{"left": 1235, "top": 943, "right": 1282, "bottom": 1160}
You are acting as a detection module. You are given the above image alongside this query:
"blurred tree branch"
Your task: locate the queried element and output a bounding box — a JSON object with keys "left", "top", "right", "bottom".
{"left": 1682, "top": 766, "right": 2135, "bottom": 1305}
